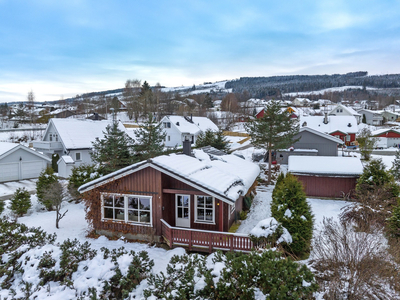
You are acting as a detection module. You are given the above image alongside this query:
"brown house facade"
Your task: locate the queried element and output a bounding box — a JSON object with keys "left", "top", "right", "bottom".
{"left": 79, "top": 151, "right": 259, "bottom": 251}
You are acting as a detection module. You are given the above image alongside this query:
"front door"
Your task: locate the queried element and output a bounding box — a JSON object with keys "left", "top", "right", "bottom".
{"left": 176, "top": 194, "right": 190, "bottom": 227}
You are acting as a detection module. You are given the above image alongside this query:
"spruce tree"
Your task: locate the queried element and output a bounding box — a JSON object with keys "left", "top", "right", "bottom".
{"left": 36, "top": 167, "right": 58, "bottom": 210}
{"left": 91, "top": 121, "right": 135, "bottom": 174}
{"left": 213, "top": 129, "right": 230, "bottom": 152}
{"left": 271, "top": 173, "right": 314, "bottom": 257}
{"left": 10, "top": 188, "right": 31, "bottom": 217}
{"left": 245, "top": 101, "right": 299, "bottom": 183}
{"left": 391, "top": 150, "right": 400, "bottom": 181}
{"left": 133, "top": 113, "right": 166, "bottom": 161}
{"left": 357, "top": 158, "right": 399, "bottom": 197}
{"left": 195, "top": 129, "right": 230, "bottom": 152}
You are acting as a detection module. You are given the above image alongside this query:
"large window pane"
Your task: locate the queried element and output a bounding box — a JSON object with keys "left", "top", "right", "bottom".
{"left": 128, "top": 210, "right": 139, "bottom": 222}
{"left": 104, "top": 207, "right": 113, "bottom": 219}
{"left": 140, "top": 198, "right": 150, "bottom": 210}
{"left": 128, "top": 197, "right": 138, "bottom": 209}
{"left": 115, "top": 209, "right": 124, "bottom": 220}
{"left": 140, "top": 211, "right": 150, "bottom": 223}
{"left": 103, "top": 195, "right": 113, "bottom": 207}
{"left": 197, "top": 209, "right": 205, "bottom": 220}
{"left": 102, "top": 194, "right": 151, "bottom": 224}
{"left": 196, "top": 196, "right": 214, "bottom": 222}
{"left": 183, "top": 196, "right": 189, "bottom": 207}
{"left": 205, "top": 197, "right": 213, "bottom": 208}
{"left": 115, "top": 196, "right": 124, "bottom": 208}
{"left": 178, "top": 207, "right": 183, "bottom": 218}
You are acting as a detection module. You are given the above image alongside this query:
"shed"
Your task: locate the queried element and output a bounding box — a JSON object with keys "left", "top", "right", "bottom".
{"left": 0, "top": 142, "right": 51, "bottom": 182}
{"left": 57, "top": 155, "right": 75, "bottom": 178}
{"left": 288, "top": 156, "right": 363, "bottom": 198}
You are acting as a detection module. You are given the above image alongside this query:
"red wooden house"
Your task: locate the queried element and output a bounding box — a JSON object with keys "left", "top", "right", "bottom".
{"left": 79, "top": 149, "right": 260, "bottom": 252}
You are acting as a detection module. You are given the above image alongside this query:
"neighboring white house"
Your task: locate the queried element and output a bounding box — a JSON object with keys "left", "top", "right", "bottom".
{"left": 329, "top": 103, "right": 362, "bottom": 124}
{"left": 358, "top": 109, "right": 384, "bottom": 125}
{"left": 292, "top": 98, "right": 311, "bottom": 106}
{"left": 33, "top": 118, "right": 126, "bottom": 178}
{"left": 0, "top": 142, "right": 51, "bottom": 182}
{"left": 160, "top": 115, "right": 219, "bottom": 147}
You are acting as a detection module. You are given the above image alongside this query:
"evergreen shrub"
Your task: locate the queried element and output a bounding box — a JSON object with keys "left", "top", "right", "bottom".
{"left": 10, "top": 187, "right": 31, "bottom": 217}
{"left": 271, "top": 173, "right": 314, "bottom": 257}
{"left": 36, "top": 167, "right": 58, "bottom": 210}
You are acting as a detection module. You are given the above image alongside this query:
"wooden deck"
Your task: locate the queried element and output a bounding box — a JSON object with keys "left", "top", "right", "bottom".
{"left": 161, "top": 219, "right": 253, "bottom": 253}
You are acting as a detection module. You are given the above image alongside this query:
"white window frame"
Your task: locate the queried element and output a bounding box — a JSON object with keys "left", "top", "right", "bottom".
{"left": 101, "top": 193, "right": 152, "bottom": 227}
{"left": 75, "top": 152, "right": 81, "bottom": 161}
{"left": 194, "top": 195, "right": 215, "bottom": 224}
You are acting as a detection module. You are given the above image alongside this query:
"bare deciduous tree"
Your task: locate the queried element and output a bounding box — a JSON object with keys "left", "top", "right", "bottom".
{"left": 43, "top": 180, "right": 68, "bottom": 229}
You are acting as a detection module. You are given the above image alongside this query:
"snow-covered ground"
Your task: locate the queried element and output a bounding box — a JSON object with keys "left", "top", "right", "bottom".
{"left": 0, "top": 179, "right": 37, "bottom": 198}
{"left": 0, "top": 149, "right": 397, "bottom": 298}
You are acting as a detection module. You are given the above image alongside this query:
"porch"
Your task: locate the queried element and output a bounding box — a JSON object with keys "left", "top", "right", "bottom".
{"left": 161, "top": 219, "right": 253, "bottom": 253}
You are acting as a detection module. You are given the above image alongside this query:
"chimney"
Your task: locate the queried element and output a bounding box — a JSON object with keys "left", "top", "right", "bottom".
{"left": 323, "top": 112, "right": 328, "bottom": 124}
{"left": 183, "top": 136, "right": 192, "bottom": 156}
{"left": 190, "top": 113, "right": 193, "bottom": 122}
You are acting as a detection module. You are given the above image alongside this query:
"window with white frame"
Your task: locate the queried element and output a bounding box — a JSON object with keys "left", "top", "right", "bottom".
{"left": 195, "top": 195, "right": 214, "bottom": 223}
{"left": 76, "top": 152, "right": 81, "bottom": 161}
{"left": 49, "top": 134, "right": 53, "bottom": 141}
{"left": 163, "top": 122, "right": 171, "bottom": 128}
{"left": 102, "top": 194, "right": 152, "bottom": 225}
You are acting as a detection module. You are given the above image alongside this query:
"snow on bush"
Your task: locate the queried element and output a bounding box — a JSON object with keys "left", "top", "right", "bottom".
{"left": 249, "top": 217, "right": 292, "bottom": 248}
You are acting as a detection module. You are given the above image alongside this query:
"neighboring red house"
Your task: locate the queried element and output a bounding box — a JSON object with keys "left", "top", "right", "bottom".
{"left": 79, "top": 148, "right": 259, "bottom": 252}
{"left": 288, "top": 156, "right": 363, "bottom": 198}
{"left": 372, "top": 128, "right": 400, "bottom": 148}
{"left": 329, "top": 130, "right": 356, "bottom": 146}
{"left": 300, "top": 115, "right": 358, "bottom": 146}
{"left": 255, "top": 107, "right": 265, "bottom": 119}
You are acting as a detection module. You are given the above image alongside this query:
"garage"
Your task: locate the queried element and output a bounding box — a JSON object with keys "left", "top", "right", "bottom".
{"left": 0, "top": 142, "right": 51, "bottom": 183}
{"left": 288, "top": 156, "right": 364, "bottom": 198}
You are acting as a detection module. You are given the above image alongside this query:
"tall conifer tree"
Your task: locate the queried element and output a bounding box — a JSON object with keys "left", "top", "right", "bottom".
{"left": 245, "top": 101, "right": 299, "bottom": 183}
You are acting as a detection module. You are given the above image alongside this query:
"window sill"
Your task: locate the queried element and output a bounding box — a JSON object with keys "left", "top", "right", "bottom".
{"left": 101, "top": 219, "right": 152, "bottom": 227}
{"left": 194, "top": 220, "right": 216, "bottom": 225}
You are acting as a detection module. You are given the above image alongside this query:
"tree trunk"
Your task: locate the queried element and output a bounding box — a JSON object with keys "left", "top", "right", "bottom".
{"left": 268, "top": 147, "right": 272, "bottom": 184}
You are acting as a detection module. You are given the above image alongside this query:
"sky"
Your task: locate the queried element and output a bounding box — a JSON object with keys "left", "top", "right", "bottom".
{"left": 1, "top": 0, "right": 400, "bottom": 103}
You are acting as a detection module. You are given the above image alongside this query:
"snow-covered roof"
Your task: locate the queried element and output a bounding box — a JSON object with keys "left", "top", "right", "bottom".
{"left": 0, "top": 142, "right": 19, "bottom": 155}
{"left": 79, "top": 150, "right": 260, "bottom": 204}
{"left": 47, "top": 119, "right": 126, "bottom": 150}
{"left": 300, "top": 115, "right": 358, "bottom": 134}
{"left": 0, "top": 142, "right": 51, "bottom": 161}
{"left": 192, "top": 116, "right": 219, "bottom": 132}
{"left": 299, "top": 127, "right": 344, "bottom": 144}
{"left": 329, "top": 104, "right": 361, "bottom": 116}
{"left": 162, "top": 116, "right": 218, "bottom": 134}
{"left": 288, "top": 156, "right": 363, "bottom": 176}
{"left": 371, "top": 128, "right": 400, "bottom": 136}
{"left": 59, "top": 155, "right": 75, "bottom": 164}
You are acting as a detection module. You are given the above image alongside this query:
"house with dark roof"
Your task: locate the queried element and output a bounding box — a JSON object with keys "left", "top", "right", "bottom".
{"left": 78, "top": 149, "right": 259, "bottom": 252}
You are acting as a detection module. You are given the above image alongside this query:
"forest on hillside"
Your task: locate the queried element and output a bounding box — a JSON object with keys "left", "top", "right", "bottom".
{"left": 226, "top": 72, "right": 400, "bottom": 99}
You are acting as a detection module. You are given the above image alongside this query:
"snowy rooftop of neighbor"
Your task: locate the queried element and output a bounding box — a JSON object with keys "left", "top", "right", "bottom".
{"left": 59, "top": 155, "right": 75, "bottom": 164}
{"left": 288, "top": 156, "right": 363, "bottom": 176}
{"left": 371, "top": 128, "right": 400, "bottom": 136}
{"left": 300, "top": 115, "right": 358, "bottom": 134}
{"left": 79, "top": 149, "right": 260, "bottom": 203}
{"left": 162, "top": 115, "right": 218, "bottom": 134}
{"left": 48, "top": 119, "right": 126, "bottom": 150}
{"left": 0, "top": 142, "right": 19, "bottom": 156}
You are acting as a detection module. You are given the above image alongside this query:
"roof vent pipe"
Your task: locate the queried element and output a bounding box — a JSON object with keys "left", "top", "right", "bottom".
{"left": 323, "top": 112, "right": 328, "bottom": 124}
